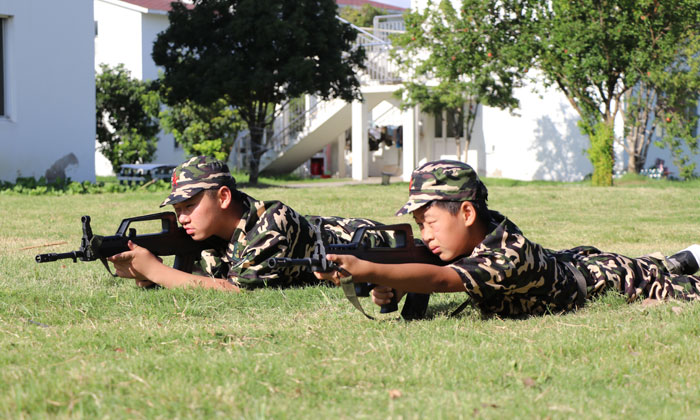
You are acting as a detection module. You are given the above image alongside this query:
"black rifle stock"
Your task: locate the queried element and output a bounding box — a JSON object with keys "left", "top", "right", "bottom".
{"left": 35, "top": 212, "right": 225, "bottom": 275}
{"left": 268, "top": 219, "right": 447, "bottom": 319}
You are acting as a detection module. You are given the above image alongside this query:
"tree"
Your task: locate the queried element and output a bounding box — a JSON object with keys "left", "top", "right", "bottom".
{"left": 393, "top": 0, "right": 530, "bottom": 162}
{"left": 95, "top": 64, "right": 160, "bottom": 170}
{"left": 340, "top": 3, "right": 389, "bottom": 28}
{"left": 624, "top": 32, "right": 700, "bottom": 178}
{"left": 159, "top": 98, "right": 244, "bottom": 162}
{"left": 152, "top": 0, "right": 365, "bottom": 185}
{"left": 523, "top": 0, "right": 700, "bottom": 185}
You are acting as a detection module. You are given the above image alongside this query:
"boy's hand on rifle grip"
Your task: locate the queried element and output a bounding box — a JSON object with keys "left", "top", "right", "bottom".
{"left": 108, "top": 240, "right": 162, "bottom": 282}
{"left": 371, "top": 286, "right": 405, "bottom": 306}
{"left": 135, "top": 279, "right": 159, "bottom": 288}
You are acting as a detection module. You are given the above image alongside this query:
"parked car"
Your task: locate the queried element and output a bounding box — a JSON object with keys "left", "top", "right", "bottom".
{"left": 117, "top": 164, "right": 176, "bottom": 185}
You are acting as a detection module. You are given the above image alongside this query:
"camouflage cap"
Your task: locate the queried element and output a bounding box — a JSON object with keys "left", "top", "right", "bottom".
{"left": 395, "top": 160, "right": 488, "bottom": 216}
{"left": 160, "top": 156, "right": 236, "bottom": 207}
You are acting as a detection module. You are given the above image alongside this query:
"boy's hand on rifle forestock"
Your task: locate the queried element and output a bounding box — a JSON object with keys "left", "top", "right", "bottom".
{"left": 108, "top": 240, "right": 163, "bottom": 283}
{"left": 313, "top": 254, "right": 367, "bottom": 286}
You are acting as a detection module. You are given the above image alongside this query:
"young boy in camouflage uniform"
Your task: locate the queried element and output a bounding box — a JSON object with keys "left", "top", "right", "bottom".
{"left": 108, "top": 156, "right": 389, "bottom": 291}
{"left": 316, "top": 160, "right": 700, "bottom": 317}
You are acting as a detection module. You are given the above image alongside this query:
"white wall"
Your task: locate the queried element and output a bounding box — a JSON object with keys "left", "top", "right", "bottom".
{"left": 0, "top": 0, "right": 95, "bottom": 183}
{"left": 480, "top": 77, "right": 594, "bottom": 181}
{"left": 94, "top": 0, "right": 184, "bottom": 176}
{"left": 140, "top": 12, "right": 184, "bottom": 168}
{"left": 141, "top": 13, "right": 168, "bottom": 80}
{"left": 94, "top": 1, "right": 145, "bottom": 77}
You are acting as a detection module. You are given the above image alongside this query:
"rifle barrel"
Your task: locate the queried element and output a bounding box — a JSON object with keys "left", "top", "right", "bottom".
{"left": 35, "top": 251, "right": 83, "bottom": 263}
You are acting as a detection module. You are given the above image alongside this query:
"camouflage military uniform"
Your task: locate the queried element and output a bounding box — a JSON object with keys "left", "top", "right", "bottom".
{"left": 198, "top": 192, "right": 391, "bottom": 289}
{"left": 397, "top": 160, "right": 700, "bottom": 317}
{"left": 450, "top": 211, "right": 700, "bottom": 317}
{"left": 162, "top": 156, "right": 390, "bottom": 290}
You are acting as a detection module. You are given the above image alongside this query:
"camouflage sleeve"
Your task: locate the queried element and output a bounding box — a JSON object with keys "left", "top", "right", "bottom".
{"left": 448, "top": 224, "right": 552, "bottom": 301}
{"left": 226, "top": 230, "right": 290, "bottom": 288}
{"left": 449, "top": 220, "right": 583, "bottom": 316}
{"left": 226, "top": 204, "right": 315, "bottom": 289}
{"left": 195, "top": 249, "right": 231, "bottom": 281}
{"left": 449, "top": 246, "right": 520, "bottom": 300}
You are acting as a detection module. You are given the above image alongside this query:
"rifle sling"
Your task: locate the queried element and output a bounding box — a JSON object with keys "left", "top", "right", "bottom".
{"left": 100, "top": 258, "right": 118, "bottom": 277}
{"left": 449, "top": 297, "right": 472, "bottom": 317}
{"left": 339, "top": 275, "right": 375, "bottom": 320}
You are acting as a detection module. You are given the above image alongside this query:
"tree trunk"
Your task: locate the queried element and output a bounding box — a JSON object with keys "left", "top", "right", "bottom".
{"left": 622, "top": 83, "right": 654, "bottom": 174}
{"left": 628, "top": 152, "right": 645, "bottom": 174}
{"left": 462, "top": 102, "right": 478, "bottom": 165}
{"left": 248, "top": 126, "right": 264, "bottom": 185}
{"left": 463, "top": 135, "right": 471, "bottom": 163}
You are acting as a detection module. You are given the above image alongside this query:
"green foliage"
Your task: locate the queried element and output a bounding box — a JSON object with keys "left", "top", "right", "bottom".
{"left": 393, "top": 0, "right": 529, "bottom": 158}
{"left": 0, "top": 171, "right": 318, "bottom": 196}
{"left": 339, "top": 3, "right": 389, "bottom": 28}
{"left": 159, "top": 98, "right": 244, "bottom": 162}
{"left": 522, "top": 0, "right": 700, "bottom": 177}
{"left": 152, "top": 0, "right": 365, "bottom": 184}
{"left": 623, "top": 32, "right": 700, "bottom": 178}
{"left": 587, "top": 121, "right": 615, "bottom": 186}
{"left": 0, "top": 177, "right": 171, "bottom": 196}
{"left": 95, "top": 64, "right": 161, "bottom": 170}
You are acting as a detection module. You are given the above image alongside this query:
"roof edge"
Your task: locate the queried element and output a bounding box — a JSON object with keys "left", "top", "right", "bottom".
{"left": 96, "top": 0, "right": 168, "bottom": 16}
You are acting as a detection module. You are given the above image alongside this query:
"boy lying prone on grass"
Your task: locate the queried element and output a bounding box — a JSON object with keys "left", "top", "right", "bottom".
{"left": 316, "top": 160, "right": 700, "bottom": 317}
{"left": 108, "top": 156, "right": 391, "bottom": 292}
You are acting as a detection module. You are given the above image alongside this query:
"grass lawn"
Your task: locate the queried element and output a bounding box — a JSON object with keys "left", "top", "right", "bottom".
{"left": 2, "top": 178, "right": 700, "bottom": 419}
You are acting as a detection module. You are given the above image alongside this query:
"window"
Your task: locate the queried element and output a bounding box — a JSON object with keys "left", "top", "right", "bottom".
{"left": 0, "top": 17, "right": 4, "bottom": 116}
{"left": 446, "top": 108, "right": 464, "bottom": 138}
{"left": 434, "top": 108, "right": 464, "bottom": 138}
{"left": 434, "top": 112, "right": 442, "bottom": 138}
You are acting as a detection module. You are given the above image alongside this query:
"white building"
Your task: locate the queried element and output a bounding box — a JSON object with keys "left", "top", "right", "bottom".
{"left": 0, "top": 0, "right": 96, "bottom": 183}
{"left": 94, "top": 0, "right": 186, "bottom": 176}
{"left": 405, "top": 0, "right": 698, "bottom": 181}
{"left": 257, "top": 0, "right": 698, "bottom": 182}
{"left": 253, "top": 11, "right": 595, "bottom": 182}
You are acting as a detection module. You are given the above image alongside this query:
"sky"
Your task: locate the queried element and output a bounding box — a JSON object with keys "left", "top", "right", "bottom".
{"left": 379, "top": 0, "right": 411, "bottom": 8}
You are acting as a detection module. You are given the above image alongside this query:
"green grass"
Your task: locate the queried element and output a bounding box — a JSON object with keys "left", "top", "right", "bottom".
{"left": 3, "top": 180, "right": 700, "bottom": 418}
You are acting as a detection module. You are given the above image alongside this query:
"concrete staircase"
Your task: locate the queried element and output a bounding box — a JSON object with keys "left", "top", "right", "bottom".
{"left": 258, "top": 16, "right": 404, "bottom": 175}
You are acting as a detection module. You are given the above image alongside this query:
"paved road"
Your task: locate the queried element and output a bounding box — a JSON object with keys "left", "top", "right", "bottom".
{"left": 284, "top": 176, "right": 405, "bottom": 188}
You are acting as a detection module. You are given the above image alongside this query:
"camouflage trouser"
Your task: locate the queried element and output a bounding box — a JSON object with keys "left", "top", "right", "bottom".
{"left": 575, "top": 248, "right": 700, "bottom": 302}
{"left": 307, "top": 215, "right": 396, "bottom": 248}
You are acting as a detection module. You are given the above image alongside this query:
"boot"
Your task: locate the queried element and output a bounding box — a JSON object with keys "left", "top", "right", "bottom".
{"left": 667, "top": 244, "right": 700, "bottom": 275}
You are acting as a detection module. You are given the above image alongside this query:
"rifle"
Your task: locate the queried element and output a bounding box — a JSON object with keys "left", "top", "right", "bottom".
{"left": 268, "top": 218, "right": 447, "bottom": 319}
{"left": 35, "top": 212, "right": 226, "bottom": 276}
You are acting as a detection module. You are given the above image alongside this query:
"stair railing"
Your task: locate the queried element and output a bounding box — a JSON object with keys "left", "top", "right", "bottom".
{"left": 257, "top": 15, "right": 405, "bottom": 168}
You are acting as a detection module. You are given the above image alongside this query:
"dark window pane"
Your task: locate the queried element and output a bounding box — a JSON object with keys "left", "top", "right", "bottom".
{"left": 0, "top": 19, "right": 4, "bottom": 116}
{"left": 434, "top": 112, "right": 442, "bottom": 137}
{"left": 446, "top": 108, "right": 463, "bottom": 138}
